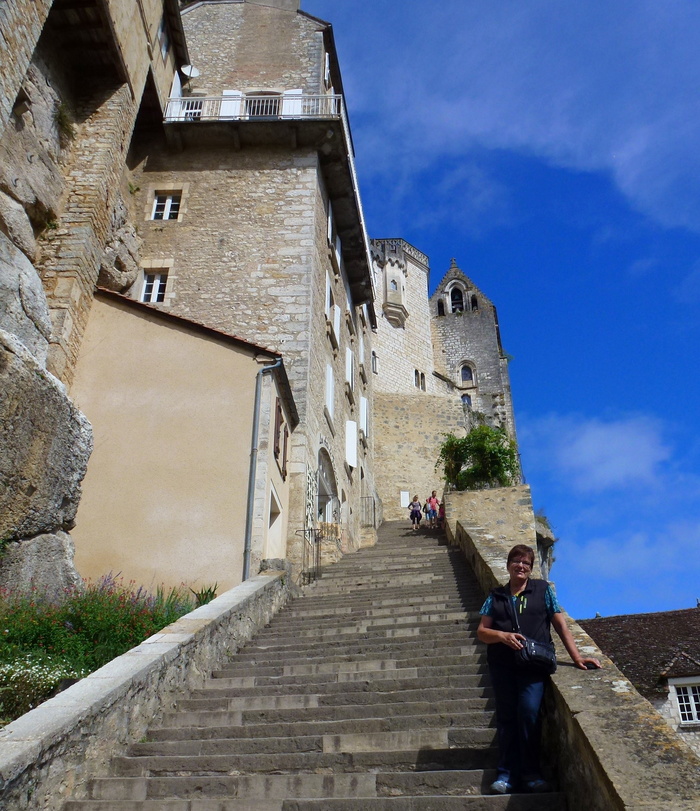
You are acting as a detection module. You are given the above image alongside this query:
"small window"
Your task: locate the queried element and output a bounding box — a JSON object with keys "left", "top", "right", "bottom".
{"left": 371, "top": 351, "right": 378, "bottom": 374}
{"left": 420, "top": 372, "right": 426, "bottom": 391}
{"left": 461, "top": 365, "right": 474, "bottom": 383}
{"left": 141, "top": 271, "right": 168, "bottom": 303}
{"left": 414, "top": 369, "right": 420, "bottom": 388}
{"left": 451, "top": 288, "right": 464, "bottom": 312}
{"left": 676, "top": 685, "right": 700, "bottom": 724}
{"left": 471, "top": 295, "right": 479, "bottom": 311}
{"left": 390, "top": 279, "right": 398, "bottom": 291}
{"left": 158, "top": 17, "right": 170, "bottom": 61}
{"left": 437, "top": 300, "right": 445, "bottom": 316}
{"left": 462, "top": 394, "right": 472, "bottom": 406}
{"left": 152, "top": 193, "right": 181, "bottom": 221}
{"left": 273, "top": 398, "right": 288, "bottom": 480}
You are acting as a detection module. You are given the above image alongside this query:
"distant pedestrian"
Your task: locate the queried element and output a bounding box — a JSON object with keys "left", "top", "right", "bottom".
{"left": 427, "top": 490, "right": 440, "bottom": 528}
{"left": 408, "top": 495, "right": 422, "bottom": 530}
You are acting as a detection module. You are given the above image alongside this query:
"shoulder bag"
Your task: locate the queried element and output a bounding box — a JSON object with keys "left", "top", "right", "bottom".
{"left": 508, "top": 594, "right": 557, "bottom": 675}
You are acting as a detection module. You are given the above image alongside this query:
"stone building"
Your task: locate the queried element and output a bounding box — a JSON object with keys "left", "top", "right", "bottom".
{"left": 370, "top": 241, "right": 518, "bottom": 519}
{"left": 580, "top": 608, "right": 700, "bottom": 758}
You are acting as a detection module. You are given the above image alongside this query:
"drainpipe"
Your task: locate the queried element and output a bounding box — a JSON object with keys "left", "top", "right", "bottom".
{"left": 243, "top": 357, "right": 283, "bottom": 581}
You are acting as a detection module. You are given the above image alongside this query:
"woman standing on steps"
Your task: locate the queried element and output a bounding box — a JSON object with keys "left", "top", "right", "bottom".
{"left": 477, "top": 544, "right": 601, "bottom": 796}
{"left": 408, "top": 495, "right": 422, "bottom": 530}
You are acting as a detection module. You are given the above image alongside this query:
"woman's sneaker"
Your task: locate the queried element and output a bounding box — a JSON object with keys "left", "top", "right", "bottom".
{"left": 524, "top": 778, "right": 550, "bottom": 793}
{"left": 489, "top": 779, "right": 513, "bottom": 794}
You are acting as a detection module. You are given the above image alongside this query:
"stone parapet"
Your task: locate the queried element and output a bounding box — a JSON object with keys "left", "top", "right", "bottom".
{"left": 0, "top": 571, "right": 291, "bottom": 810}
{"left": 445, "top": 487, "right": 700, "bottom": 811}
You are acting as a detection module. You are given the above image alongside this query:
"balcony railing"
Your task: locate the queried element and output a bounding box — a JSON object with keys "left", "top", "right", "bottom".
{"left": 164, "top": 93, "right": 342, "bottom": 123}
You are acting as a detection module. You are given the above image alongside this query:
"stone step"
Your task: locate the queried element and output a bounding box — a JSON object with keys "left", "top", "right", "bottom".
{"left": 198, "top": 656, "right": 487, "bottom": 692}
{"left": 142, "top": 711, "right": 493, "bottom": 745}
{"left": 65, "top": 795, "right": 566, "bottom": 811}
{"left": 162, "top": 688, "right": 493, "bottom": 725}
{"left": 240, "top": 634, "right": 481, "bottom": 658}
{"left": 128, "top": 723, "right": 496, "bottom": 758}
{"left": 83, "top": 769, "right": 514, "bottom": 801}
{"left": 178, "top": 679, "right": 491, "bottom": 712}
{"left": 158, "top": 697, "right": 493, "bottom": 729}
{"left": 111, "top": 746, "right": 499, "bottom": 778}
{"left": 215, "top": 653, "right": 484, "bottom": 676}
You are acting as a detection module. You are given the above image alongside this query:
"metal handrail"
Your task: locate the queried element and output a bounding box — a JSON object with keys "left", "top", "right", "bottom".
{"left": 164, "top": 93, "right": 342, "bottom": 123}
{"left": 296, "top": 527, "right": 323, "bottom": 586}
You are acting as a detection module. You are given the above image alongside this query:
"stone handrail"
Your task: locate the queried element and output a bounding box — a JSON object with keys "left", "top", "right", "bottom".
{"left": 444, "top": 486, "right": 700, "bottom": 811}
{"left": 0, "top": 571, "right": 291, "bottom": 810}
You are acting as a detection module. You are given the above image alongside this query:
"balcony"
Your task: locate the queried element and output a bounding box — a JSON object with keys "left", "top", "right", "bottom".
{"left": 165, "top": 93, "right": 342, "bottom": 123}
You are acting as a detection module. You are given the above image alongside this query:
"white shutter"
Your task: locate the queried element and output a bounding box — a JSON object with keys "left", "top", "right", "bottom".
{"left": 282, "top": 89, "right": 303, "bottom": 117}
{"left": 220, "top": 90, "right": 242, "bottom": 119}
{"left": 360, "top": 396, "right": 368, "bottom": 436}
{"left": 325, "top": 364, "right": 334, "bottom": 418}
{"left": 325, "top": 273, "right": 332, "bottom": 317}
{"left": 345, "top": 420, "right": 357, "bottom": 468}
{"left": 170, "top": 71, "right": 182, "bottom": 99}
{"left": 332, "top": 304, "right": 341, "bottom": 342}
{"left": 345, "top": 347, "right": 354, "bottom": 387}
{"left": 358, "top": 331, "right": 365, "bottom": 365}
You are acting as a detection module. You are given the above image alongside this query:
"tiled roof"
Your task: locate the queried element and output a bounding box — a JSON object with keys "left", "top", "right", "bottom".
{"left": 579, "top": 608, "right": 700, "bottom": 699}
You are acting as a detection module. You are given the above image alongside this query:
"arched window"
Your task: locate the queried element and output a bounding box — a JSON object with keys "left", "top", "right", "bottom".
{"left": 414, "top": 369, "right": 420, "bottom": 387}
{"left": 437, "top": 300, "right": 445, "bottom": 317}
{"left": 462, "top": 394, "right": 472, "bottom": 407}
{"left": 450, "top": 287, "right": 464, "bottom": 312}
{"left": 471, "top": 295, "right": 479, "bottom": 311}
{"left": 420, "top": 372, "right": 426, "bottom": 391}
{"left": 390, "top": 279, "right": 398, "bottom": 291}
{"left": 461, "top": 365, "right": 474, "bottom": 383}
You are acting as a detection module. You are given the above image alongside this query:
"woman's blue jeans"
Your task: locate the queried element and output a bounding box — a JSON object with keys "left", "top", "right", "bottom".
{"left": 488, "top": 663, "right": 546, "bottom": 785}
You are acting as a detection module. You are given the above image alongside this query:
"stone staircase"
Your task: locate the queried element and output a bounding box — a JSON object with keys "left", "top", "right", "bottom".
{"left": 64, "top": 521, "right": 567, "bottom": 810}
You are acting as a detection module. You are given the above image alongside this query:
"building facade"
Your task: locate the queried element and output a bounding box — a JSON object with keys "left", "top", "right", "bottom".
{"left": 0, "top": 0, "right": 516, "bottom": 590}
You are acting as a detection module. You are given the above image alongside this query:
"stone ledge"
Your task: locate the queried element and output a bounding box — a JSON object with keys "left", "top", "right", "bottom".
{"left": 445, "top": 487, "right": 700, "bottom": 811}
{"left": 0, "top": 571, "right": 290, "bottom": 810}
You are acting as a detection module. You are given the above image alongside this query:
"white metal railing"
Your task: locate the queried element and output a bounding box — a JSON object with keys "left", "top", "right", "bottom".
{"left": 164, "top": 93, "right": 342, "bottom": 123}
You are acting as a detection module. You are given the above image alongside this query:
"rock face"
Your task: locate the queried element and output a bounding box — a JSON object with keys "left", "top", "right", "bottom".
{"left": 0, "top": 230, "right": 52, "bottom": 364}
{"left": 0, "top": 531, "right": 82, "bottom": 600}
{"left": 0, "top": 329, "right": 93, "bottom": 546}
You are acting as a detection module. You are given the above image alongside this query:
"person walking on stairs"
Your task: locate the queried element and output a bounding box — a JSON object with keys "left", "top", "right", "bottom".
{"left": 427, "top": 490, "right": 440, "bottom": 528}
{"left": 477, "top": 543, "right": 602, "bottom": 796}
{"left": 408, "top": 495, "right": 422, "bottom": 530}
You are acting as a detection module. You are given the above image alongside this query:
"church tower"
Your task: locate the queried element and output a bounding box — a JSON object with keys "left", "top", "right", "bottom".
{"left": 430, "top": 258, "right": 517, "bottom": 440}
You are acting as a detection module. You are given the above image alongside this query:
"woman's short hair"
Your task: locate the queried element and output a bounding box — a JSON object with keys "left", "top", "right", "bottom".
{"left": 507, "top": 544, "right": 535, "bottom": 568}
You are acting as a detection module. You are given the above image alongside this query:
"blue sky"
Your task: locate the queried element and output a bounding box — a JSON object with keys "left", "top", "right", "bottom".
{"left": 303, "top": 0, "right": 700, "bottom": 619}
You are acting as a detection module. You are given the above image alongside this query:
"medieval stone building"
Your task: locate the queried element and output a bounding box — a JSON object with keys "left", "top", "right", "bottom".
{"left": 0, "top": 0, "right": 515, "bottom": 591}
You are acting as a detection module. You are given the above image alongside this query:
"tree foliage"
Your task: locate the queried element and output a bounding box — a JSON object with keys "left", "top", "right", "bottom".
{"left": 436, "top": 426, "right": 520, "bottom": 490}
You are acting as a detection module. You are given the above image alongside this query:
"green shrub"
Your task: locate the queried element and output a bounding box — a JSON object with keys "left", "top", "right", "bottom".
{"left": 436, "top": 425, "right": 520, "bottom": 490}
{"left": 0, "top": 575, "right": 196, "bottom": 725}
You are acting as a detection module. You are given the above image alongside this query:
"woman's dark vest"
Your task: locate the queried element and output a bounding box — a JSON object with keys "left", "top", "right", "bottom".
{"left": 486, "top": 578, "right": 552, "bottom": 668}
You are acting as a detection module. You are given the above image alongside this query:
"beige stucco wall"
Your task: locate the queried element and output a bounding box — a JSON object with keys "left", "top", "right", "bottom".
{"left": 70, "top": 295, "right": 289, "bottom": 593}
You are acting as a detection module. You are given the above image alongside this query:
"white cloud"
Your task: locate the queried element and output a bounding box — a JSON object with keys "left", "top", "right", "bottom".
{"left": 521, "top": 413, "right": 672, "bottom": 492}
{"left": 309, "top": 0, "right": 700, "bottom": 232}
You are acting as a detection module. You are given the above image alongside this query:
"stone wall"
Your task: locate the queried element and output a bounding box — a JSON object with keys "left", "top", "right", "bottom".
{"left": 373, "top": 392, "right": 467, "bottom": 520}
{"left": 445, "top": 488, "right": 700, "bottom": 811}
{"left": 0, "top": 571, "right": 291, "bottom": 811}
{"left": 182, "top": 1, "right": 324, "bottom": 97}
